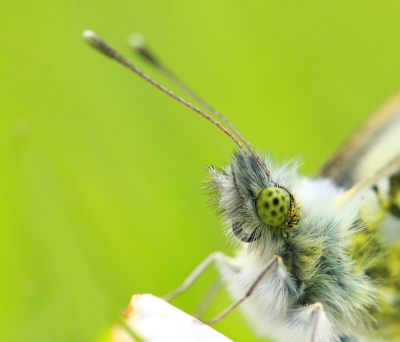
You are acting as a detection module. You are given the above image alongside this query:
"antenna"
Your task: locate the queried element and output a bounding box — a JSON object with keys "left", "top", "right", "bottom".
{"left": 129, "top": 34, "right": 270, "bottom": 180}
{"left": 83, "top": 30, "right": 271, "bottom": 180}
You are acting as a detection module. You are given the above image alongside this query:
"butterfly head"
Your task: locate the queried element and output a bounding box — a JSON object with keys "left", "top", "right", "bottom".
{"left": 208, "top": 151, "right": 302, "bottom": 244}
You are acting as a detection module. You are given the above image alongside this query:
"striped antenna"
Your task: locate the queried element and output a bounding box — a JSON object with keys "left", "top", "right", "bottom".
{"left": 83, "top": 30, "right": 271, "bottom": 180}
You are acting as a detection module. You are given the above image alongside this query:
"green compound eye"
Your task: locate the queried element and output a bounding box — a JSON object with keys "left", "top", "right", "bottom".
{"left": 256, "top": 187, "right": 290, "bottom": 226}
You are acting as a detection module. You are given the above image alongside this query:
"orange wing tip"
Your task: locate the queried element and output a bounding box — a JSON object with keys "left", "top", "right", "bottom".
{"left": 110, "top": 294, "right": 233, "bottom": 342}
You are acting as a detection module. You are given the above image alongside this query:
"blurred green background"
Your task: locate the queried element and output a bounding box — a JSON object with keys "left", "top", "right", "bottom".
{"left": 2, "top": 1, "right": 400, "bottom": 341}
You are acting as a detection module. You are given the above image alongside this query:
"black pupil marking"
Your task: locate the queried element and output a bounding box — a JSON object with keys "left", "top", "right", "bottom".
{"left": 281, "top": 195, "right": 285, "bottom": 201}
{"left": 271, "top": 210, "right": 277, "bottom": 216}
{"left": 267, "top": 191, "right": 273, "bottom": 196}
{"left": 265, "top": 202, "right": 270, "bottom": 209}
{"left": 273, "top": 198, "right": 279, "bottom": 205}
{"left": 280, "top": 206, "right": 284, "bottom": 212}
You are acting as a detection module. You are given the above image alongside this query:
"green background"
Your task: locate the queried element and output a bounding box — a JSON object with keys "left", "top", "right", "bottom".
{"left": 2, "top": 1, "right": 400, "bottom": 341}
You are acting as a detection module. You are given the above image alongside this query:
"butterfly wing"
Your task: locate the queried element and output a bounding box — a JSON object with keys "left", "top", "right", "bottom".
{"left": 319, "top": 90, "right": 400, "bottom": 339}
{"left": 318, "top": 90, "right": 400, "bottom": 188}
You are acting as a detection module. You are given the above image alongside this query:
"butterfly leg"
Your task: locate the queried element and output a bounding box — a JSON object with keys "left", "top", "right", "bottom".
{"left": 309, "top": 303, "right": 324, "bottom": 342}
{"left": 192, "top": 277, "right": 224, "bottom": 318}
{"left": 283, "top": 302, "right": 334, "bottom": 342}
{"left": 163, "top": 251, "right": 237, "bottom": 302}
{"left": 206, "top": 255, "right": 283, "bottom": 325}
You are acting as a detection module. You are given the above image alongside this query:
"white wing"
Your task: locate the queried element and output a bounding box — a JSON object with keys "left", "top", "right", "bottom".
{"left": 319, "top": 90, "right": 400, "bottom": 188}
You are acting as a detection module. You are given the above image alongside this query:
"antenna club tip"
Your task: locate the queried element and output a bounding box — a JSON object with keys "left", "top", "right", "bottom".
{"left": 82, "top": 30, "right": 105, "bottom": 52}
{"left": 129, "top": 33, "right": 146, "bottom": 50}
{"left": 82, "top": 30, "right": 116, "bottom": 59}
{"left": 128, "top": 33, "right": 160, "bottom": 67}
{"left": 82, "top": 30, "right": 98, "bottom": 44}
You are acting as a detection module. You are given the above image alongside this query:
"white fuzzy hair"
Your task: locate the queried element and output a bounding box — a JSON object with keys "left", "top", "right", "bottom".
{"left": 208, "top": 152, "right": 376, "bottom": 342}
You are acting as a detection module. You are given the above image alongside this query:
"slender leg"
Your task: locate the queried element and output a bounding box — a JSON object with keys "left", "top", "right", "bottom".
{"left": 309, "top": 303, "right": 323, "bottom": 342}
{"left": 163, "top": 251, "right": 235, "bottom": 302}
{"left": 206, "top": 255, "right": 283, "bottom": 325}
{"left": 192, "top": 277, "right": 224, "bottom": 319}
{"left": 281, "top": 302, "right": 329, "bottom": 342}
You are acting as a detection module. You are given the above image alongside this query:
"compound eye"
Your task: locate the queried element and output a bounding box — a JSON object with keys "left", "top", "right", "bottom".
{"left": 256, "top": 187, "right": 290, "bottom": 226}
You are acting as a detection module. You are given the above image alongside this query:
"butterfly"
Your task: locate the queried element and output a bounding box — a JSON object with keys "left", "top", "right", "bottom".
{"left": 83, "top": 30, "right": 400, "bottom": 342}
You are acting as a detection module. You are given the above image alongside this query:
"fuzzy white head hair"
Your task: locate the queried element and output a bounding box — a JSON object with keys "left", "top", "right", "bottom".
{"left": 208, "top": 151, "right": 376, "bottom": 342}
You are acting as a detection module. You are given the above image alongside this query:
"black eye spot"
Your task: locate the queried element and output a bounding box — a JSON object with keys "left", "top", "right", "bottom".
{"left": 267, "top": 191, "right": 273, "bottom": 196}
{"left": 271, "top": 210, "right": 277, "bottom": 216}
{"left": 281, "top": 195, "right": 285, "bottom": 201}
{"left": 279, "top": 206, "right": 284, "bottom": 212}
{"left": 273, "top": 198, "right": 279, "bottom": 205}
{"left": 265, "top": 202, "right": 270, "bottom": 209}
